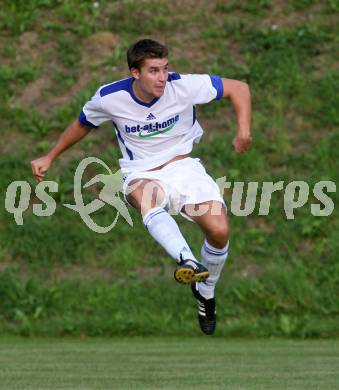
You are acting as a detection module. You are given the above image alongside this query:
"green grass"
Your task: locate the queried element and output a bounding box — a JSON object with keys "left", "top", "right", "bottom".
{"left": 0, "top": 338, "right": 338, "bottom": 389}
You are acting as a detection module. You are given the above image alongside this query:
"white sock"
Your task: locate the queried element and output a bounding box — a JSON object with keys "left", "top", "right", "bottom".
{"left": 198, "top": 240, "right": 229, "bottom": 299}
{"left": 143, "top": 207, "right": 196, "bottom": 263}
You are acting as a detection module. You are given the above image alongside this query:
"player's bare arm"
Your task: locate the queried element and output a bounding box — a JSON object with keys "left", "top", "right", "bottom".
{"left": 221, "top": 78, "right": 252, "bottom": 154}
{"left": 31, "top": 119, "right": 92, "bottom": 182}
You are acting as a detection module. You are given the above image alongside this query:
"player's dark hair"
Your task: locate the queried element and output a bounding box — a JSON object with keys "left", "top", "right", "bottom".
{"left": 127, "top": 39, "right": 168, "bottom": 70}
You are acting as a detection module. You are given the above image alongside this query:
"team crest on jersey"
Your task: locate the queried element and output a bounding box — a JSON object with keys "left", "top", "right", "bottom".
{"left": 125, "top": 115, "right": 179, "bottom": 138}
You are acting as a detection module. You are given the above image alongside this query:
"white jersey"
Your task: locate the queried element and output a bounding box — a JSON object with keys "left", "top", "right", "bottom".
{"left": 79, "top": 73, "right": 223, "bottom": 173}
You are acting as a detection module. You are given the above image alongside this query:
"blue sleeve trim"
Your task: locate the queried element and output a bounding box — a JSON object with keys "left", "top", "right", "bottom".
{"left": 78, "top": 110, "right": 98, "bottom": 128}
{"left": 209, "top": 75, "right": 223, "bottom": 100}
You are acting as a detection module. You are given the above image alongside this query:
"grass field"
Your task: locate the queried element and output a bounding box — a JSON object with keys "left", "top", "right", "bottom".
{"left": 0, "top": 338, "right": 338, "bottom": 389}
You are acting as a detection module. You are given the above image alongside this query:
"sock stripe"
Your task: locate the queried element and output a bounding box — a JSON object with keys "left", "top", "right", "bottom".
{"left": 203, "top": 245, "right": 228, "bottom": 256}
{"left": 145, "top": 209, "right": 165, "bottom": 223}
{"left": 144, "top": 209, "right": 166, "bottom": 226}
{"left": 203, "top": 240, "right": 229, "bottom": 256}
{"left": 204, "top": 246, "right": 228, "bottom": 255}
{"left": 143, "top": 207, "right": 163, "bottom": 221}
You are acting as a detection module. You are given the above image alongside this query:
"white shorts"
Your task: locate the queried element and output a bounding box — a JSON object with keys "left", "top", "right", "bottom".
{"left": 123, "top": 157, "right": 225, "bottom": 221}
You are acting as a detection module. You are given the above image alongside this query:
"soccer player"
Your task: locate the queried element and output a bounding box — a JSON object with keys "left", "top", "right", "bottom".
{"left": 31, "top": 39, "right": 252, "bottom": 335}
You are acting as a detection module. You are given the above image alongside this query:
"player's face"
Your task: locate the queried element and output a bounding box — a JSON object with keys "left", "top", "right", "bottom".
{"left": 132, "top": 58, "right": 168, "bottom": 99}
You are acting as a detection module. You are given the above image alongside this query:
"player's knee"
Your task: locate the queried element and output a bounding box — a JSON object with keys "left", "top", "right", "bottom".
{"left": 207, "top": 224, "right": 230, "bottom": 248}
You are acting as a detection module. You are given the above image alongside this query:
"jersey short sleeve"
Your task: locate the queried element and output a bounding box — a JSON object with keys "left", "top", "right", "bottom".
{"left": 180, "top": 74, "right": 223, "bottom": 105}
{"left": 78, "top": 88, "right": 112, "bottom": 128}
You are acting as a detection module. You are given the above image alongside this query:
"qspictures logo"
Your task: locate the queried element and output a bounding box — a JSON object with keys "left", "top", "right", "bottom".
{"left": 125, "top": 115, "right": 179, "bottom": 138}
{"left": 5, "top": 157, "right": 133, "bottom": 234}
{"left": 4, "top": 157, "right": 336, "bottom": 234}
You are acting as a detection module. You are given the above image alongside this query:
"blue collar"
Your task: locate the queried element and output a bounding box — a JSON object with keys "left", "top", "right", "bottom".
{"left": 129, "top": 78, "right": 160, "bottom": 108}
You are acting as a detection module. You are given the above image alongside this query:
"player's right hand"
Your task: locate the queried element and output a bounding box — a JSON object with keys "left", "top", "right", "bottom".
{"left": 31, "top": 155, "right": 52, "bottom": 182}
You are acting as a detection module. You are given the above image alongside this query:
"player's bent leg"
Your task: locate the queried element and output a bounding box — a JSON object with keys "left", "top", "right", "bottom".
{"left": 185, "top": 201, "right": 230, "bottom": 295}
{"left": 182, "top": 200, "right": 229, "bottom": 248}
{"left": 182, "top": 201, "right": 230, "bottom": 334}
{"left": 126, "top": 179, "right": 201, "bottom": 279}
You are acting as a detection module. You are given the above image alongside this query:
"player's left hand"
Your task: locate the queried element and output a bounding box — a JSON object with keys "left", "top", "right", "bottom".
{"left": 232, "top": 135, "right": 252, "bottom": 154}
